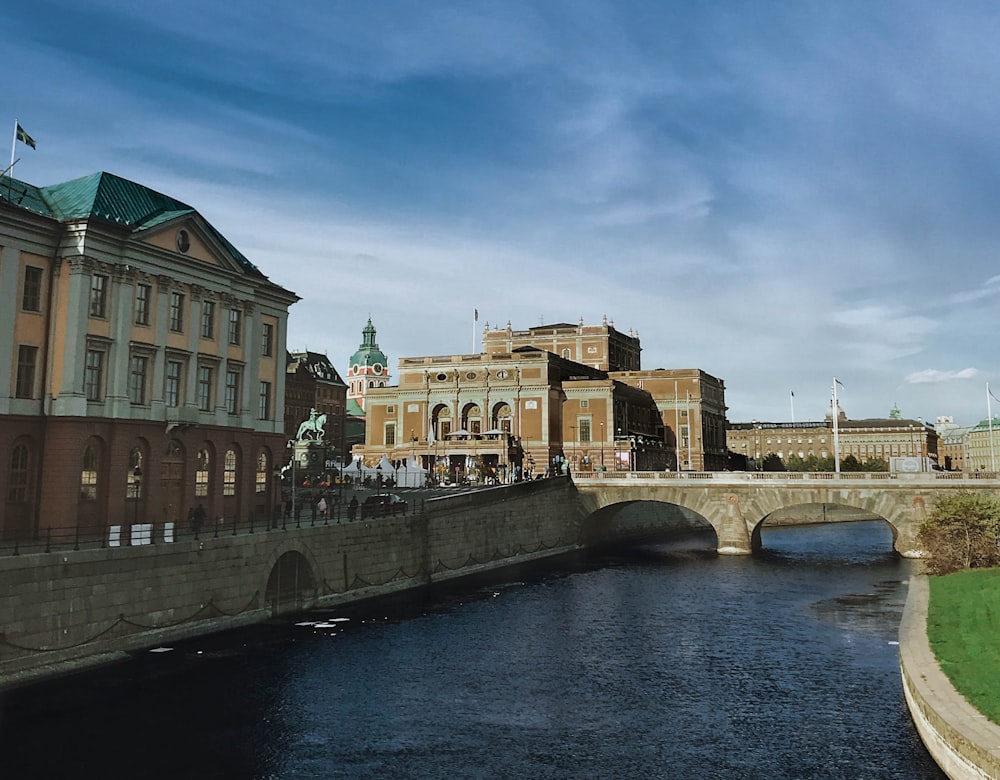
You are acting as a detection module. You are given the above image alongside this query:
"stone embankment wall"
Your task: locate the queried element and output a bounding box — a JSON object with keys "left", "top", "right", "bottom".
{"left": 900, "top": 576, "right": 1000, "bottom": 779}
{"left": 0, "top": 478, "right": 585, "bottom": 690}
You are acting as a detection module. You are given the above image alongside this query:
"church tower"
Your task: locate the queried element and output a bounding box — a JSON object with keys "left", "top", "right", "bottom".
{"left": 346, "top": 316, "right": 390, "bottom": 417}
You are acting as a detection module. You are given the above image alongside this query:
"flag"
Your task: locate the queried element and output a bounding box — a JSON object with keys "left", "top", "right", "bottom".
{"left": 790, "top": 390, "right": 794, "bottom": 398}
{"left": 16, "top": 123, "right": 36, "bottom": 150}
{"left": 474, "top": 308, "right": 478, "bottom": 321}
{"left": 834, "top": 377, "right": 844, "bottom": 387}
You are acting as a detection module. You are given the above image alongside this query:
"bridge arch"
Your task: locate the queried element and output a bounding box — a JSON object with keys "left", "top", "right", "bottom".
{"left": 264, "top": 545, "right": 320, "bottom": 616}
{"left": 573, "top": 476, "right": 940, "bottom": 557}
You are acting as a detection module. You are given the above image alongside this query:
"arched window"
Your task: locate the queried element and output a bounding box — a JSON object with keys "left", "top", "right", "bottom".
{"left": 562, "top": 348, "right": 571, "bottom": 359}
{"left": 196, "top": 448, "right": 210, "bottom": 497}
{"left": 224, "top": 449, "right": 237, "bottom": 496}
{"left": 255, "top": 452, "right": 268, "bottom": 494}
{"left": 127, "top": 447, "right": 143, "bottom": 499}
{"left": 7, "top": 443, "right": 29, "bottom": 502}
{"left": 81, "top": 446, "right": 98, "bottom": 500}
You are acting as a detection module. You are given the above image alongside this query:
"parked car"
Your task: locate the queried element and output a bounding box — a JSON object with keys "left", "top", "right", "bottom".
{"left": 360, "top": 494, "right": 407, "bottom": 519}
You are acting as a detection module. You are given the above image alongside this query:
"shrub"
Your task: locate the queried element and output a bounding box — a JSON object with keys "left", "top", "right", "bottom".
{"left": 917, "top": 492, "right": 1000, "bottom": 575}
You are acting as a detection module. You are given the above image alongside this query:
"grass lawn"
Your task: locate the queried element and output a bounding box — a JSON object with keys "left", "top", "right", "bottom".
{"left": 927, "top": 567, "right": 1000, "bottom": 725}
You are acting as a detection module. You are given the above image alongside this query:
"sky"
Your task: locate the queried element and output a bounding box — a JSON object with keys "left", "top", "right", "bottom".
{"left": 5, "top": 1, "right": 1000, "bottom": 427}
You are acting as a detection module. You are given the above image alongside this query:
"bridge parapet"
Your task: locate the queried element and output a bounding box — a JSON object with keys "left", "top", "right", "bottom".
{"left": 573, "top": 470, "right": 1000, "bottom": 488}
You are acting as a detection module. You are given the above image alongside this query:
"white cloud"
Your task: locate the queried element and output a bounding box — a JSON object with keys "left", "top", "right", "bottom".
{"left": 904, "top": 368, "right": 980, "bottom": 384}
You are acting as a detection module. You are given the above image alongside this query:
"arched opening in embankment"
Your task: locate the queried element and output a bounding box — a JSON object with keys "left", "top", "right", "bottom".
{"left": 265, "top": 551, "right": 318, "bottom": 616}
{"left": 754, "top": 502, "right": 900, "bottom": 558}
{"left": 579, "top": 500, "right": 717, "bottom": 550}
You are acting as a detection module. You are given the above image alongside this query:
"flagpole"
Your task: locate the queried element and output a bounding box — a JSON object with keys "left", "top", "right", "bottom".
{"left": 790, "top": 390, "right": 795, "bottom": 423}
{"left": 988, "top": 382, "right": 996, "bottom": 472}
{"left": 832, "top": 378, "right": 841, "bottom": 474}
{"left": 10, "top": 120, "right": 17, "bottom": 173}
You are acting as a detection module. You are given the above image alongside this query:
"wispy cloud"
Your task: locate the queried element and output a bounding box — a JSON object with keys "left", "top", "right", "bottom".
{"left": 905, "top": 368, "right": 980, "bottom": 384}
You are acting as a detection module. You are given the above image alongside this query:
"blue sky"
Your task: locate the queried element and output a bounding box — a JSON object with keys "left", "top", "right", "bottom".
{"left": 6, "top": 1, "right": 1000, "bottom": 426}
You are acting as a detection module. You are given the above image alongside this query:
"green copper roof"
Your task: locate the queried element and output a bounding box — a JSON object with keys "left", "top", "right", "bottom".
{"left": 1, "top": 171, "right": 262, "bottom": 277}
{"left": 349, "top": 316, "right": 388, "bottom": 368}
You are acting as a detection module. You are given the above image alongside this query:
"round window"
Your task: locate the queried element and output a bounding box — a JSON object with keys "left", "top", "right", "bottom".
{"left": 466, "top": 372, "right": 477, "bottom": 380}
{"left": 497, "top": 370, "right": 508, "bottom": 379}
{"left": 176, "top": 229, "right": 191, "bottom": 253}
{"left": 352, "top": 364, "right": 360, "bottom": 374}
{"left": 436, "top": 373, "right": 448, "bottom": 381}
{"left": 373, "top": 363, "right": 382, "bottom": 373}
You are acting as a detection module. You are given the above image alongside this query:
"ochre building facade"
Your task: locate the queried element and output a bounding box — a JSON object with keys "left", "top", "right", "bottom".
{"left": 0, "top": 171, "right": 297, "bottom": 542}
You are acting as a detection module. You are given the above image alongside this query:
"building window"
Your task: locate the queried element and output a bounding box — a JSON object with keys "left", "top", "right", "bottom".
{"left": 385, "top": 423, "right": 396, "bottom": 446}
{"left": 127, "top": 447, "right": 143, "bottom": 499}
{"left": 261, "top": 323, "right": 274, "bottom": 357}
{"left": 80, "top": 446, "right": 98, "bottom": 501}
{"left": 579, "top": 417, "right": 592, "bottom": 443}
{"left": 22, "top": 266, "right": 42, "bottom": 312}
{"left": 256, "top": 452, "right": 268, "bottom": 494}
{"left": 135, "top": 283, "right": 151, "bottom": 325}
{"left": 201, "top": 300, "right": 216, "bottom": 339}
{"left": 165, "top": 360, "right": 183, "bottom": 408}
{"left": 680, "top": 425, "right": 690, "bottom": 449}
{"left": 7, "top": 444, "right": 29, "bottom": 502}
{"left": 195, "top": 448, "right": 210, "bottom": 497}
{"left": 89, "top": 274, "right": 108, "bottom": 318}
{"left": 580, "top": 399, "right": 589, "bottom": 409}
{"left": 85, "top": 349, "right": 104, "bottom": 401}
{"left": 225, "top": 370, "right": 241, "bottom": 414}
{"left": 169, "top": 291, "right": 185, "bottom": 332}
{"left": 228, "top": 309, "right": 242, "bottom": 345}
{"left": 197, "top": 365, "right": 214, "bottom": 411}
{"left": 258, "top": 381, "right": 272, "bottom": 420}
{"left": 562, "top": 348, "right": 571, "bottom": 359}
{"left": 224, "top": 449, "right": 237, "bottom": 497}
{"left": 15, "top": 345, "right": 38, "bottom": 399}
{"left": 128, "top": 355, "right": 148, "bottom": 405}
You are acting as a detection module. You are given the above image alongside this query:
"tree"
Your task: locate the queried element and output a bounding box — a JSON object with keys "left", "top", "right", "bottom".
{"left": 762, "top": 453, "right": 785, "bottom": 472}
{"left": 840, "top": 454, "right": 864, "bottom": 472}
{"left": 917, "top": 492, "right": 1000, "bottom": 575}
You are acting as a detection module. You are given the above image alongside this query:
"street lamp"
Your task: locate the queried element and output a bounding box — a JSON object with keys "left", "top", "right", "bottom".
{"left": 287, "top": 440, "right": 297, "bottom": 521}
{"left": 132, "top": 466, "right": 142, "bottom": 530}
{"left": 600, "top": 421, "right": 605, "bottom": 470}
{"left": 376, "top": 463, "right": 382, "bottom": 496}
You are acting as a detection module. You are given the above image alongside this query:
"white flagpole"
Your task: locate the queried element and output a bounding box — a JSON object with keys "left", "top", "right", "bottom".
{"left": 832, "top": 378, "right": 842, "bottom": 474}
{"left": 472, "top": 309, "right": 478, "bottom": 353}
{"left": 988, "top": 382, "right": 996, "bottom": 472}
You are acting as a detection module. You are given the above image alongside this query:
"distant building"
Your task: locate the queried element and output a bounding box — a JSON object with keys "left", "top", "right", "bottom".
{"left": 284, "top": 351, "right": 347, "bottom": 457}
{"left": 727, "top": 406, "right": 938, "bottom": 469}
{"left": 344, "top": 317, "right": 390, "bottom": 449}
{"left": 964, "top": 418, "right": 1000, "bottom": 472}
{"left": 0, "top": 170, "right": 297, "bottom": 541}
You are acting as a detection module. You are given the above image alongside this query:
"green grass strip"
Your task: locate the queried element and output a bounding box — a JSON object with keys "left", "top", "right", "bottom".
{"left": 927, "top": 567, "right": 1000, "bottom": 725}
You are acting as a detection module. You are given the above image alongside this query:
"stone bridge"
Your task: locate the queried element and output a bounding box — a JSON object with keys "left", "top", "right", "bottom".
{"left": 573, "top": 471, "right": 1000, "bottom": 557}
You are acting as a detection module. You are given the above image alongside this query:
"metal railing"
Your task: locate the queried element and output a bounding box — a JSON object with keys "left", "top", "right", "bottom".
{"left": 0, "top": 496, "right": 423, "bottom": 558}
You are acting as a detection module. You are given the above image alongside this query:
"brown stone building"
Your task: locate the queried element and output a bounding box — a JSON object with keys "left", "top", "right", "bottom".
{"left": 284, "top": 350, "right": 347, "bottom": 456}
{"left": 354, "top": 346, "right": 668, "bottom": 481}
{"left": 355, "top": 319, "right": 729, "bottom": 476}
{"left": 482, "top": 317, "right": 641, "bottom": 371}
{"left": 0, "top": 171, "right": 297, "bottom": 542}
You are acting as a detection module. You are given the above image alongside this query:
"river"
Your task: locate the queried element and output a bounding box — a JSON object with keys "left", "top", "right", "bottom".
{"left": 0, "top": 519, "right": 945, "bottom": 779}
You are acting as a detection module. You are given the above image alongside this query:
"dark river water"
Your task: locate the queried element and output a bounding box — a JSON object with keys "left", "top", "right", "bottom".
{"left": 0, "top": 520, "right": 945, "bottom": 779}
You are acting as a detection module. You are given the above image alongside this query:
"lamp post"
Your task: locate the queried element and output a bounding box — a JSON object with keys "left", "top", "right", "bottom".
{"left": 376, "top": 463, "right": 382, "bottom": 496}
{"left": 600, "top": 422, "right": 605, "bottom": 470}
{"left": 132, "top": 466, "right": 142, "bottom": 532}
{"left": 287, "top": 439, "right": 297, "bottom": 521}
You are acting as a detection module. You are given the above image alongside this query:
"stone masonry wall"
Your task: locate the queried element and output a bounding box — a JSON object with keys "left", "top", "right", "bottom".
{"left": 0, "top": 478, "right": 585, "bottom": 689}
